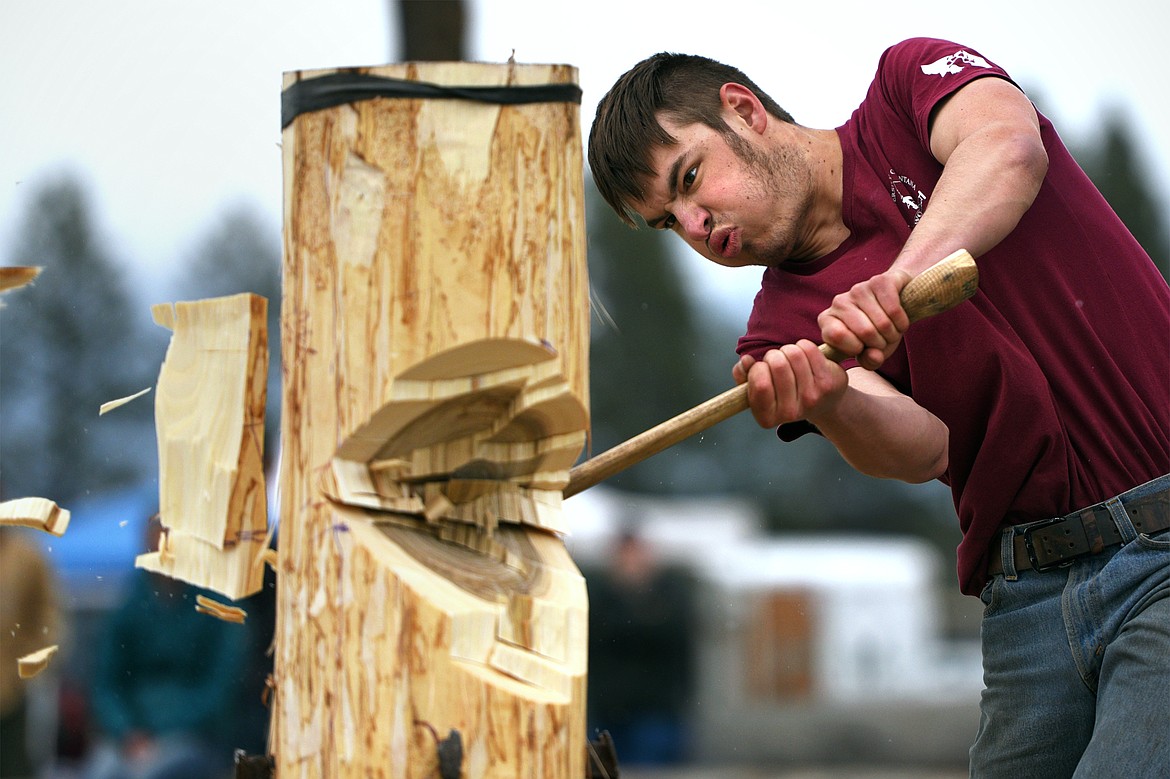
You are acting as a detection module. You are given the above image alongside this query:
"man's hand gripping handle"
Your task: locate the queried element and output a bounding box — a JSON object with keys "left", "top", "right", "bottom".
{"left": 564, "top": 249, "right": 979, "bottom": 498}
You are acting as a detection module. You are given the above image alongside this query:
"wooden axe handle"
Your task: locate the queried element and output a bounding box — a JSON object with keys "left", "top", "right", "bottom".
{"left": 564, "top": 249, "right": 978, "bottom": 498}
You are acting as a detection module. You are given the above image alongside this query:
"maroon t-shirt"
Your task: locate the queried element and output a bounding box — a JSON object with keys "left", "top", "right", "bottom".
{"left": 737, "top": 38, "right": 1170, "bottom": 595}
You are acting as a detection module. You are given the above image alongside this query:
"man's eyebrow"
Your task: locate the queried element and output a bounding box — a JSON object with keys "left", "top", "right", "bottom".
{"left": 643, "top": 154, "right": 684, "bottom": 229}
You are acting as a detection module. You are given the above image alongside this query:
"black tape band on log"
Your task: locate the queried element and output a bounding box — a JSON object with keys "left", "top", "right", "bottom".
{"left": 281, "top": 73, "right": 583, "bottom": 128}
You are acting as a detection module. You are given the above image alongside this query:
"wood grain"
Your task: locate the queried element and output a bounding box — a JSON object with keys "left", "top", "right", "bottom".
{"left": 276, "top": 62, "right": 590, "bottom": 777}
{"left": 138, "top": 293, "right": 268, "bottom": 600}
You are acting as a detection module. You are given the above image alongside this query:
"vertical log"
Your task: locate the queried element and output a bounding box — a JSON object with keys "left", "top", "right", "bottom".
{"left": 276, "top": 63, "right": 589, "bottom": 777}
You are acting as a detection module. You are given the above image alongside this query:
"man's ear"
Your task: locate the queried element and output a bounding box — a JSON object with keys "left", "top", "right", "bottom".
{"left": 720, "top": 83, "right": 767, "bottom": 134}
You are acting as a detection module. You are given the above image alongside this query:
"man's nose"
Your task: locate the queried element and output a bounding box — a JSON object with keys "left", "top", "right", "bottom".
{"left": 675, "top": 204, "right": 710, "bottom": 241}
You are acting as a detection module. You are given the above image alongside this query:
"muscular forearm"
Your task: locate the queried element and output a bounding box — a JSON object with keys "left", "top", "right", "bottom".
{"left": 740, "top": 344, "right": 948, "bottom": 483}
{"left": 810, "top": 369, "right": 949, "bottom": 483}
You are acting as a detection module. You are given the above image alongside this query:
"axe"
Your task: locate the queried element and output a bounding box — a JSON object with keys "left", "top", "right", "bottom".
{"left": 564, "top": 249, "right": 979, "bottom": 498}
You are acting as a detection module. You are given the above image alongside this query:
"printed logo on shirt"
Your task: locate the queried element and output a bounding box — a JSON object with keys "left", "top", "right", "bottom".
{"left": 920, "top": 50, "right": 993, "bottom": 77}
{"left": 889, "top": 170, "right": 927, "bottom": 225}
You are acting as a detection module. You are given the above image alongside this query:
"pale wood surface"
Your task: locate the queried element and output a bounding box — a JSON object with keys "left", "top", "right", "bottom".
{"left": 0, "top": 497, "right": 71, "bottom": 536}
{"left": 138, "top": 293, "right": 269, "bottom": 600}
{"left": 99, "top": 387, "right": 152, "bottom": 415}
{"left": 17, "top": 644, "right": 58, "bottom": 679}
{"left": 276, "top": 62, "right": 590, "bottom": 777}
{"left": 194, "top": 593, "right": 248, "bottom": 624}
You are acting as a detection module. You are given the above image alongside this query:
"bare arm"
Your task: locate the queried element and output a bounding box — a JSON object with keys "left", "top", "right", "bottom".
{"left": 815, "top": 367, "right": 949, "bottom": 482}
{"left": 900, "top": 76, "right": 1048, "bottom": 270}
{"left": 735, "top": 344, "right": 948, "bottom": 483}
{"left": 819, "top": 76, "right": 1048, "bottom": 369}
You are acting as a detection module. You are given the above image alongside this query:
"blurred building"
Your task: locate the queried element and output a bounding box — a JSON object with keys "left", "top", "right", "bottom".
{"left": 565, "top": 488, "right": 981, "bottom": 769}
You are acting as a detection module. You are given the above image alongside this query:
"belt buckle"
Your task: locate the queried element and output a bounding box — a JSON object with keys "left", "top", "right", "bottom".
{"left": 1021, "top": 516, "right": 1084, "bottom": 572}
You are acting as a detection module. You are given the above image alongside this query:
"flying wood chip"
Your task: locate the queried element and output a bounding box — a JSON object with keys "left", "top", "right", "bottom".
{"left": 100, "top": 387, "right": 152, "bottom": 415}
{"left": 17, "top": 645, "right": 59, "bottom": 679}
{"left": 0, "top": 266, "right": 41, "bottom": 293}
{"left": 139, "top": 293, "right": 269, "bottom": 600}
{"left": 195, "top": 594, "right": 247, "bottom": 624}
{"left": 0, "top": 497, "right": 71, "bottom": 536}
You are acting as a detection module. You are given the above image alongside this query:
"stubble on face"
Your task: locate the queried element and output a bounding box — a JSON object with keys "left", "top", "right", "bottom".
{"left": 722, "top": 129, "right": 816, "bottom": 265}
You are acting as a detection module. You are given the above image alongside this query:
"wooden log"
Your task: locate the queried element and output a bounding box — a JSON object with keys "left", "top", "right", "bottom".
{"left": 276, "top": 62, "right": 590, "bottom": 777}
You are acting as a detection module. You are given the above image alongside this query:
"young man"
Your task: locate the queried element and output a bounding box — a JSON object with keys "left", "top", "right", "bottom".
{"left": 588, "top": 38, "right": 1169, "bottom": 777}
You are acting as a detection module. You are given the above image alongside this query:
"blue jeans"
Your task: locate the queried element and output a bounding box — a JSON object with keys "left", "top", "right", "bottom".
{"left": 970, "top": 478, "right": 1170, "bottom": 778}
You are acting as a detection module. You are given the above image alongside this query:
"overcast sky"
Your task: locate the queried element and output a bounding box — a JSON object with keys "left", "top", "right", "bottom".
{"left": 2, "top": 0, "right": 1166, "bottom": 309}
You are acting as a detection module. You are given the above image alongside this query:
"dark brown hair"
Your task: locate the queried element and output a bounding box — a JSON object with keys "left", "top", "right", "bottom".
{"left": 588, "top": 52, "right": 794, "bottom": 226}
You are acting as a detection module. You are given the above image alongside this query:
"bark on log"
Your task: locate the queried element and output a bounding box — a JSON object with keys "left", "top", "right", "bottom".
{"left": 275, "top": 62, "right": 589, "bottom": 777}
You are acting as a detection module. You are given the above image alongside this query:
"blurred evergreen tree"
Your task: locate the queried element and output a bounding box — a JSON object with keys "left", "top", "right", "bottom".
{"left": 584, "top": 178, "right": 719, "bottom": 493}
{"left": 1077, "top": 110, "right": 1169, "bottom": 281}
{"left": 175, "top": 206, "right": 281, "bottom": 303}
{"left": 1028, "top": 89, "right": 1169, "bottom": 281}
{"left": 0, "top": 174, "right": 162, "bottom": 505}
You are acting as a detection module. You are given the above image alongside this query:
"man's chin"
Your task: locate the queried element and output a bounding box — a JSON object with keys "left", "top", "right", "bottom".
{"left": 707, "top": 254, "right": 759, "bottom": 269}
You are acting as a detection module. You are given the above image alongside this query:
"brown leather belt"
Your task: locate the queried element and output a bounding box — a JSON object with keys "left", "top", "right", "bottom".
{"left": 988, "top": 482, "right": 1170, "bottom": 576}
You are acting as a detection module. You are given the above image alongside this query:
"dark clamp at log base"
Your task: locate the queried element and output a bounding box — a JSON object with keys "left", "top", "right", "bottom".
{"left": 233, "top": 751, "right": 274, "bottom": 779}
{"left": 586, "top": 730, "right": 621, "bottom": 778}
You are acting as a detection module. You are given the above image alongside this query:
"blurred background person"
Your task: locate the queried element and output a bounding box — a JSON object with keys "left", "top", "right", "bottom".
{"left": 0, "top": 525, "right": 60, "bottom": 779}
{"left": 584, "top": 528, "right": 697, "bottom": 766}
{"left": 80, "top": 519, "right": 248, "bottom": 779}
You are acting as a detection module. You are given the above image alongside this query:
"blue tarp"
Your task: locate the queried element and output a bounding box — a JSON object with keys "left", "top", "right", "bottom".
{"left": 36, "top": 482, "right": 158, "bottom": 608}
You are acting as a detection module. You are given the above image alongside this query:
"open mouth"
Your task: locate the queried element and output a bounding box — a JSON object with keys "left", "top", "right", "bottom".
{"left": 711, "top": 227, "right": 739, "bottom": 260}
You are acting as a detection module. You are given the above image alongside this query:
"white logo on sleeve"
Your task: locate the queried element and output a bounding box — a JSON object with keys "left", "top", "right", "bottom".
{"left": 920, "top": 50, "right": 993, "bottom": 77}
